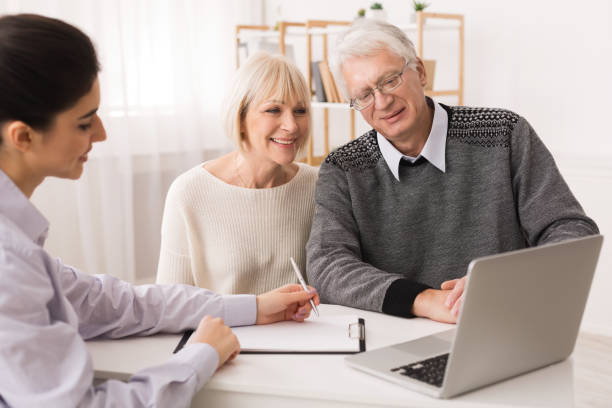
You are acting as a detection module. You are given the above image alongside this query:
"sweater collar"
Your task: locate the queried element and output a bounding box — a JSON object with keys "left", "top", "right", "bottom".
{"left": 377, "top": 97, "right": 447, "bottom": 181}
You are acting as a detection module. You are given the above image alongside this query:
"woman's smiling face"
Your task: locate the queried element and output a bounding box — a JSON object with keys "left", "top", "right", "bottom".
{"left": 241, "top": 96, "right": 309, "bottom": 165}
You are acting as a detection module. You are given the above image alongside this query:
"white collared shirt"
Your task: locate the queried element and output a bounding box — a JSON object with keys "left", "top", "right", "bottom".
{"left": 377, "top": 99, "right": 448, "bottom": 181}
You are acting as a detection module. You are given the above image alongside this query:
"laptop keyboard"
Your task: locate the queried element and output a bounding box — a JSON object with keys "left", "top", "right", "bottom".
{"left": 391, "top": 353, "right": 449, "bottom": 387}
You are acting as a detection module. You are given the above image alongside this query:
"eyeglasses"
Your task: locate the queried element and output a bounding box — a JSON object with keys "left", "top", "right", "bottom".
{"left": 349, "top": 59, "right": 410, "bottom": 111}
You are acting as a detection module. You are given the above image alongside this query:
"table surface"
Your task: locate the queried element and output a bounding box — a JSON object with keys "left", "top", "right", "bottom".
{"left": 87, "top": 304, "right": 612, "bottom": 407}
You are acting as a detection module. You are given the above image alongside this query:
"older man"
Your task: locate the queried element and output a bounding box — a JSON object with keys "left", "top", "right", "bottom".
{"left": 306, "top": 19, "right": 598, "bottom": 323}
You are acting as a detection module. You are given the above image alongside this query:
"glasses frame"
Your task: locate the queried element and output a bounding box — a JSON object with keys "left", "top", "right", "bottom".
{"left": 349, "top": 59, "right": 411, "bottom": 111}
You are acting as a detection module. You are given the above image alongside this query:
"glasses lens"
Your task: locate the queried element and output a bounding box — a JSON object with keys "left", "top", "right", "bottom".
{"left": 354, "top": 94, "right": 373, "bottom": 111}
{"left": 381, "top": 74, "right": 402, "bottom": 93}
{"left": 351, "top": 65, "right": 405, "bottom": 111}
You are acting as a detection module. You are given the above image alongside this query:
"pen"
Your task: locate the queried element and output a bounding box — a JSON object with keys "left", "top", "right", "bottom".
{"left": 290, "top": 257, "right": 320, "bottom": 317}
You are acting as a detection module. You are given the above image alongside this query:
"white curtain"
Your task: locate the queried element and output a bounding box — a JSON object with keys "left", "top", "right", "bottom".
{"left": 2, "top": 0, "right": 263, "bottom": 282}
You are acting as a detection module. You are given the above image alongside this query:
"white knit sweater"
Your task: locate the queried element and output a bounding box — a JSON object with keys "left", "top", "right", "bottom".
{"left": 156, "top": 162, "right": 319, "bottom": 295}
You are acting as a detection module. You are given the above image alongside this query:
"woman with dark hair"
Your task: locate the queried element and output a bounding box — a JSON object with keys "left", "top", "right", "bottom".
{"left": 0, "top": 14, "right": 319, "bottom": 407}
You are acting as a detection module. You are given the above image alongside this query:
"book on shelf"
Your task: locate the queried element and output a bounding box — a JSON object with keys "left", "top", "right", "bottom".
{"left": 423, "top": 59, "right": 436, "bottom": 91}
{"left": 318, "top": 60, "right": 343, "bottom": 103}
{"left": 311, "top": 61, "right": 327, "bottom": 102}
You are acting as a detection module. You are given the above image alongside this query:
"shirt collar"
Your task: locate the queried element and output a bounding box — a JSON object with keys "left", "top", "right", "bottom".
{"left": 377, "top": 98, "right": 448, "bottom": 181}
{"left": 0, "top": 169, "right": 49, "bottom": 246}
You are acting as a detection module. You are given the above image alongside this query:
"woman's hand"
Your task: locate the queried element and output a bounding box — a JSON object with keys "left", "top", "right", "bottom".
{"left": 255, "top": 284, "right": 320, "bottom": 325}
{"left": 188, "top": 315, "right": 240, "bottom": 369}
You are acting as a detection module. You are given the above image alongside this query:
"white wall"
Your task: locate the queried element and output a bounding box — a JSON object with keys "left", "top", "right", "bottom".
{"left": 264, "top": 0, "right": 612, "bottom": 335}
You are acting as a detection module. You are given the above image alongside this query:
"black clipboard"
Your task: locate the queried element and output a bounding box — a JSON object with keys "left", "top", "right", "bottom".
{"left": 173, "top": 318, "right": 366, "bottom": 355}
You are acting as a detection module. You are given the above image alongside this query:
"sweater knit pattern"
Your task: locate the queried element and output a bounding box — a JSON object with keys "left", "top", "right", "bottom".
{"left": 306, "top": 104, "right": 598, "bottom": 314}
{"left": 325, "top": 129, "right": 381, "bottom": 171}
{"left": 157, "top": 162, "right": 319, "bottom": 295}
{"left": 326, "top": 106, "right": 520, "bottom": 173}
{"left": 446, "top": 106, "right": 519, "bottom": 148}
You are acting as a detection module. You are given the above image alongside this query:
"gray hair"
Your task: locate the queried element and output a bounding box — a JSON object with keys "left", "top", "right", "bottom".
{"left": 332, "top": 19, "right": 419, "bottom": 97}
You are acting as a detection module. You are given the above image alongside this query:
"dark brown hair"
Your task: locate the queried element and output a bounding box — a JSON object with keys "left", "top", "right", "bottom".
{"left": 0, "top": 14, "right": 100, "bottom": 144}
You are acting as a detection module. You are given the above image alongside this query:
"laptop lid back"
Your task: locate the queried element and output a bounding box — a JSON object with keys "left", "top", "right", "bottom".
{"left": 441, "top": 235, "right": 603, "bottom": 398}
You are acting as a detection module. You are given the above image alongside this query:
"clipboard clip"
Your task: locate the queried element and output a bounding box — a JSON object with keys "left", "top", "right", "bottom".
{"left": 348, "top": 321, "right": 365, "bottom": 340}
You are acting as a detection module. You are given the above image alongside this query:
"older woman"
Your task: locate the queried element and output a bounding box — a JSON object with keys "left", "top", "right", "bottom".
{"left": 156, "top": 52, "right": 318, "bottom": 294}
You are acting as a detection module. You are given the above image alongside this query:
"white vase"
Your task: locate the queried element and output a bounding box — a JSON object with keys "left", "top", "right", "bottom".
{"left": 366, "top": 9, "right": 387, "bottom": 21}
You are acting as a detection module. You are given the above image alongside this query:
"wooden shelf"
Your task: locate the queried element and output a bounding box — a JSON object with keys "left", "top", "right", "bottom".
{"left": 236, "top": 12, "right": 464, "bottom": 166}
{"left": 426, "top": 90, "right": 462, "bottom": 97}
{"left": 237, "top": 22, "right": 461, "bottom": 41}
{"left": 311, "top": 102, "right": 348, "bottom": 109}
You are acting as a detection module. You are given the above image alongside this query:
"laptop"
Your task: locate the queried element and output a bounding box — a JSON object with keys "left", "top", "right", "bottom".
{"left": 345, "top": 235, "right": 604, "bottom": 399}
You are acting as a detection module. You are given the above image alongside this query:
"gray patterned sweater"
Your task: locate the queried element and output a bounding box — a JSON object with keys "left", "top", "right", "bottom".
{"left": 306, "top": 104, "right": 599, "bottom": 317}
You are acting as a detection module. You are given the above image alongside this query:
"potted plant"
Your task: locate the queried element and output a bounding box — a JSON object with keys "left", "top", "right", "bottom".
{"left": 366, "top": 3, "right": 387, "bottom": 21}
{"left": 356, "top": 8, "right": 366, "bottom": 18}
{"left": 411, "top": 1, "right": 430, "bottom": 23}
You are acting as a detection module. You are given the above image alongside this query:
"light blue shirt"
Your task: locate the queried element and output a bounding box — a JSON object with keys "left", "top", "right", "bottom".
{"left": 0, "top": 169, "right": 256, "bottom": 407}
{"left": 377, "top": 99, "right": 448, "bottom": 180}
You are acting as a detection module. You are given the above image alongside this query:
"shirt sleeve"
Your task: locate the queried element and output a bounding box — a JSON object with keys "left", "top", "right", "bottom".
{"left": 79, "top": 343, "right": 219, "bottom": 408}
{"left": 1, "top": 294, "right": 219, "bottom": 407}
{"left": 0, "top": 244, "right": 256, "bottom": 407}
{"left": 510, "top": 117, "right": 599, "bottom": 245}
{"left": 306, "top": 160, "right": 429, "bottom": 317}
{"left": 59, "top": 262, "right": 256, "bottom": 339}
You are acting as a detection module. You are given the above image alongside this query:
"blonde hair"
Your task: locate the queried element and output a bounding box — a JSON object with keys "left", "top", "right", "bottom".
{"left": 223, "top": 52, "right": 312, "bottom": 151}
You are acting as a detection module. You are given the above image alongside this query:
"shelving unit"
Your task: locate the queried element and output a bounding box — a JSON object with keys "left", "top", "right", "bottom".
{"left": 236, "top": 11, "right": 464, "bottom": 166}
{"left": 305, "top": 20, "right": 353, "bottom": 165}
{"left": 416, "top": 12, "right": 464, "bottom": 105}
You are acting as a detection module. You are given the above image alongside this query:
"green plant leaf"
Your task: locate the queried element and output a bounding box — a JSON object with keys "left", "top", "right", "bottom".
{"left": 413, "top": 0, "right": 430, "bottom": 11}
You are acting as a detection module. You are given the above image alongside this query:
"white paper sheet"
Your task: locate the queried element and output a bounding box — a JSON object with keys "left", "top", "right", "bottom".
{"left": 231, "top": 314, "right": 363, "bottom": 353}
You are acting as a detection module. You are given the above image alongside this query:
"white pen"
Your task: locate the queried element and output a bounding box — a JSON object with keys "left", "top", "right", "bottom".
{"left": 290, "top": 257, "right": 319, "bottom": 317}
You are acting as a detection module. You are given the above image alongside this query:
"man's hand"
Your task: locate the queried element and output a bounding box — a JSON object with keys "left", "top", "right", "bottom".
{"left": 255, "top": 284, "right": 320, "bottom": 325}
{"left": 188, "top": 315, "right": 240, "bottom": 369}
{"left": 440, "top": 276, "right": 467, "bottom": 317}
{"left": 411, "top": 288, "right": 458, "bottom": 323}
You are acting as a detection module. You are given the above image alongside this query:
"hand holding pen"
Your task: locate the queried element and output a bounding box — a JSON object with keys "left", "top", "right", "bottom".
{"left": 255, "top": 281, "right": 320, "bottom": 324}
{"left": 290, "top": 257, "right": 320, "bottom": 317}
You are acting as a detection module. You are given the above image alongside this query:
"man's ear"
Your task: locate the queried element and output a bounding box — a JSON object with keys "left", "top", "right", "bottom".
{"left": 4, "top": 121, "right": 36, "bottom": 153}
{"left": 415, "top": 58, "right": 428, "bottom": 88}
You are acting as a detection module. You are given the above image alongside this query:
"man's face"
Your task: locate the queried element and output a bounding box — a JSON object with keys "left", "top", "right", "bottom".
{"left": 342, "top": 50, "right": 429, "bottom": 145}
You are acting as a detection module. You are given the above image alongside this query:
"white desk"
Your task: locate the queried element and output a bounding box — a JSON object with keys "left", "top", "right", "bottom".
{"left": 87, "top": 304, "right": 610, "bottom": 407}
